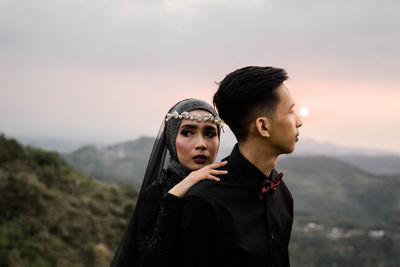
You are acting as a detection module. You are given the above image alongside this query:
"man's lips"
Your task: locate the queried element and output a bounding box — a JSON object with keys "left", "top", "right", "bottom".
{"left": 193, "top": 154, "right": 208, "bottom": 164}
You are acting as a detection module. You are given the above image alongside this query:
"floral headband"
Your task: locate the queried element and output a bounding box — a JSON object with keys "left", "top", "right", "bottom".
{"left": 165, "top": 110, "right": 224, "bottom": 131}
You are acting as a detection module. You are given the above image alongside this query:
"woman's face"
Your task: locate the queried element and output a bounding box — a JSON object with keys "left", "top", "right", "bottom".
{"left": 175, "top": 109, "right": 220, "bottom": 171}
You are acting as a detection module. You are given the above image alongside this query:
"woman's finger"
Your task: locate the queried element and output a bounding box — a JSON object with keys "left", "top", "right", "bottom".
{"left": 195, "top": 174, "right": 220, "bottom": 182}
{"left": 210, "top": 169, "right": 228, "bottom": 175}
{"left": 210, "top": 161, "right": 228, "bottom": 168}
{"left": 206, "top": 174, "right": 220, "bottom": 181}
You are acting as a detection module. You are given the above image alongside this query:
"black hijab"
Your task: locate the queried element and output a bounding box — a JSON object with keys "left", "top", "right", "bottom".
{"left": 139, "top": 98, "right": 221, "bottom": 196}
{"left": 111, "top": 98, "right": 220, "bottom": 266}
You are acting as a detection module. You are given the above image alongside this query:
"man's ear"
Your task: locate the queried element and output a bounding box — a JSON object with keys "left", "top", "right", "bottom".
{"left": 255, "top": 117, "right": 271, "bottom": 138}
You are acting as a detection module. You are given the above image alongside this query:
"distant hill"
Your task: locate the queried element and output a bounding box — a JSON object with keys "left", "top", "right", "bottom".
{"left": 292, "top": 138, "right": 400, "bottom": 175}
{"left": 63, "top": 136, "right": 400, "bottom": 230}
{"left": 63, "top": 136, "right": 400, "bottom": 188}
{"left": 293, "top": 138, "right": 398, "bottom": 157}
{"left": 279, "top": 156, "right": 400, "bottom": 266}
{"left": 336, "top": 154, "right": 400, "bottom": 175}
{"left": 277, "top": 156, "right": 400, "bottom": 230}
{"left": 0, "top": 133, "right": 137, "bottom": 267}
{"left": 13, "top": 133, "right": 400, "bottom": 176}
{"left": 8, "top": 135, "right": 104, "bottom": 154}
{"left": 63, "top": 136, "right": 155, "bottom": 186}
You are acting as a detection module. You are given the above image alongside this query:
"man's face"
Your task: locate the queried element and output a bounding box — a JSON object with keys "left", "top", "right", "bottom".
{"left": 268, "top": 84, "right": 303, "bottom": 154}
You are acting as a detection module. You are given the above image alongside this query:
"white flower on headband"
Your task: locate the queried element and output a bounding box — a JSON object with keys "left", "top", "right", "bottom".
{"left": 165, "top": 110, "right": 224, "bottom": 131}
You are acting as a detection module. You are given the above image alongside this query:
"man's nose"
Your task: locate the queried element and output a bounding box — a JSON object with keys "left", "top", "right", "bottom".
{"left": 296, "top": 113, "right": 303, "bottom": 128}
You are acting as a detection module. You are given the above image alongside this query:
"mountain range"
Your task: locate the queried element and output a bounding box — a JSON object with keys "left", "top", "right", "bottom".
{"left": 60, "top": 136, "right": 400, "bottom": 230}
{"left": 60, "top": 136, "right": 400, "bottom": 187}
{"left": 13, "top": 133, "right": 400, "bottom": 176}
{"left": 62, "top": 136, "right": 155, "bottom": 187}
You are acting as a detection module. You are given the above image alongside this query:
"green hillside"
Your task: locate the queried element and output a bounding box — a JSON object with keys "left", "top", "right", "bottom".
{"left": 65, "top": 137, "right": 400, "bottom": 230}
{"left": 0, "top": 134, "right": 137, "bottom": 267}
{"left": 279, "top": 157, "right": 400, "bottom": 267}
{"left": 278, "top": 156, "right": 400, "bottom": 230}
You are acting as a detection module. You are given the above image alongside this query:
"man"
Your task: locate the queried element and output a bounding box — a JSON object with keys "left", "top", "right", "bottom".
{"left": 178, "top": 66, "right": 302, "bottom": 267}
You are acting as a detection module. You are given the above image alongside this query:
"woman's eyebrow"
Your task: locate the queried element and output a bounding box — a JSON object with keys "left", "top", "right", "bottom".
{"left": 204, "top": 125, "right": 217, "bottom": 131}
{"left": 180, "top": 124, "right": 199, "bottom": 129}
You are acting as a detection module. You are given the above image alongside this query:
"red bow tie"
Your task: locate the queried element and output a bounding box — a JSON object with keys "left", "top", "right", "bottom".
{"left": 259, "top": 173, "right": 283, "bottom": 200}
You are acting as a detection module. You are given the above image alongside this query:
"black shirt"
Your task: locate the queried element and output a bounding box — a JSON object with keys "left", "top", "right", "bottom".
{"left": 178, "top": 145, "right": 293, "bottom": 267}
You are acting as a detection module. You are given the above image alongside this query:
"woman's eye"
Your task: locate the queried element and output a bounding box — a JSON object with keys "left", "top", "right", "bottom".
{"left": 205, "top": 131, "right": 217, "bottom": 138}
{"left": 180, "top": 130, "right": 193, "bottom": 137}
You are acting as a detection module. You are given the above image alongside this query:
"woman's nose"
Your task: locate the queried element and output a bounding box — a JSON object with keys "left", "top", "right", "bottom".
{"left": 195, "top": 136, "right": 207, "bottom": 150}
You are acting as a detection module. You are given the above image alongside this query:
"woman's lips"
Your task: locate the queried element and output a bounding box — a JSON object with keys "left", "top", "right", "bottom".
{"left": 193, "top": 155, "right": 208, "bottom": 164}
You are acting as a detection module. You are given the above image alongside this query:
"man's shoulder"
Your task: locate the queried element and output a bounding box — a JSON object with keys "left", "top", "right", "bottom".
{"left": 185, "top": 180, "right": 221, "bottom": 200}
{"left": 184, "top": 172, "right": 240, "bottom": 204}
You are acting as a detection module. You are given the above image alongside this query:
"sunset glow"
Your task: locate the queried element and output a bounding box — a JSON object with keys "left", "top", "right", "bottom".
{"left": 299, "top": 107, "right": 310, "bottom": 117}
{"left": 0, "top": 0, "right": 399, "bottom": 153}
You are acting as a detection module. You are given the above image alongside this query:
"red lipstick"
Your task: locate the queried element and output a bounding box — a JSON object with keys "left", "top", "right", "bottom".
{"left": 193, "top": 154, "right": 208, "bottom": 164}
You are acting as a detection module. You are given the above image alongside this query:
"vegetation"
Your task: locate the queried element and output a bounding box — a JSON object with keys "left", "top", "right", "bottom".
{"left": 1, "top": 133, "right": 399, "bottom": 266}
{"left": 279, "top": 156, "right": 400, "bottom": 230}
{"left": 281, "top": 156, "right": 400, "bottom": 266}
{"left": 290, "top": 229, "right": 400, "bottom": 267}
{"left": 0, "top": 134, "right": 138, "bottom": 267}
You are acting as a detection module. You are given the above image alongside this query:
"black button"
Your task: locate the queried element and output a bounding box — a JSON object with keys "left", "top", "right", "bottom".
{"left": 270, "top": 234, "right": 275, "bottom": 239}
{"left": 269, "top": 233, "right": 279, "bottom": 240}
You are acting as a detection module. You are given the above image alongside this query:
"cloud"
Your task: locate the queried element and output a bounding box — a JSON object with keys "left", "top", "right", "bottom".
{"left": 0, "top": 0, "right": 399, "bottom": 150}
{"left": 1, "top": 0, "right": 398, "bottom": 78}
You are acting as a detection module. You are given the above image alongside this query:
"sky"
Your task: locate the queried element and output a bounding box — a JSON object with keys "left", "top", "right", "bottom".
{"left": 1, "top": 0, "right": 400, "bottom": 153}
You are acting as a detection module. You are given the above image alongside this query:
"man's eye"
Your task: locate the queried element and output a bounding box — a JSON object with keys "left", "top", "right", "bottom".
{"left": 180, "top": 130, "right": 193, "bottom": 137}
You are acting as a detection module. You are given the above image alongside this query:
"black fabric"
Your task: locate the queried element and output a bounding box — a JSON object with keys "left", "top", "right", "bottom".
{"left": 139, "top": 117, "right": 168, "bottom": 198}
{"left": 112, "top": 169, "right": 183, "bottom": 267}
{"left": 140, "top": 98, "right": 218, "bottom": 199}
{"left": 135, "top": 169, "right": 183, "bottom": 267}
{"left": 111, "top": 98, "right": 220, "bottom": 267}
{"left": 178, "top": 144, "right": 293, "bottom": 267}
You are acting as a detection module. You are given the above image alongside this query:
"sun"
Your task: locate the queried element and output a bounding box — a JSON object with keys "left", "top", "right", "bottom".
{"left": 299, "top": 107, "right": 309, "bottom": 117}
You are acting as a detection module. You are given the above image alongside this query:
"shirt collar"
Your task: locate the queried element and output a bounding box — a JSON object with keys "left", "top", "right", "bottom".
{"left": 228, "top": 144, "right": 280, "bottom": 198}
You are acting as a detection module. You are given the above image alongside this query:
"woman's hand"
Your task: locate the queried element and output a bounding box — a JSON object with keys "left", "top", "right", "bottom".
{"left": 168, "top": 161, "right": 228, "bottom": 198}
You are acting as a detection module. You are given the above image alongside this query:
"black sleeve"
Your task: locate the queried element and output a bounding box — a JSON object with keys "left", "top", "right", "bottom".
{"left": 178, "top": 195, "right": 216, "bottom": 267}
{"left": 137, "top": 191, "right": 183, "bottom": 267}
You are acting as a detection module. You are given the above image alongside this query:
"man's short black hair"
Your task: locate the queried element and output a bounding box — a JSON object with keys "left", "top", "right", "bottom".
{"left": 213, "top": 66, "right": 288, "bottom": 142}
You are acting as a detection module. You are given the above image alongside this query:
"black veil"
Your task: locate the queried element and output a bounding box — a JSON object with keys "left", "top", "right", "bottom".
{"left": 139, "top": 118, "right": 167, "bottom": 198}
{"left": 110, "top": 118, "right": 167, "bottom": 266}
{"left": 111, "top": 98, "right": 220, "bottom": 266}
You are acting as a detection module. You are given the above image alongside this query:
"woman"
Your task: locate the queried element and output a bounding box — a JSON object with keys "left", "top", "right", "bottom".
{"left": 111, "top": 99, "right": 227, "bottom": 267}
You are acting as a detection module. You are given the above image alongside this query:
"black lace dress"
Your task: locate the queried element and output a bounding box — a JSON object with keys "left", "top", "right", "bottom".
{"left": 113, "top": 168, "right": 183, "bottom": 267}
